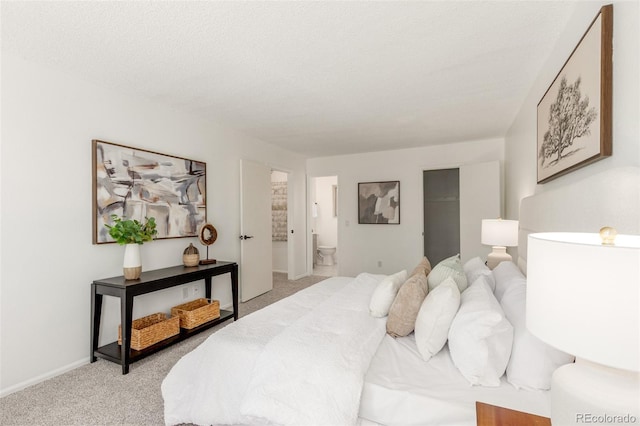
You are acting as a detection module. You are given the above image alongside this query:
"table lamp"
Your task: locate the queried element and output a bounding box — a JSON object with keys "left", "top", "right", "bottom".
{"left": 526, "top": 230, "right": 640, "bottom": 425}
{"left": 481, "top": 219, "right": 519, "bottom": 269}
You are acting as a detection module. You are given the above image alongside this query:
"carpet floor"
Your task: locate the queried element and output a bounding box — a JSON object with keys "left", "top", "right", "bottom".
{"left": 0, "top": 273, "right": 328, "bottom": 426}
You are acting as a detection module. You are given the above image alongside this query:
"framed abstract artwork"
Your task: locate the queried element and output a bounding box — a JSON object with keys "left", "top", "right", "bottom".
{"left": 536, "top": 5, "right": 612, "bottom": 184}
{"left": 92, "top": 140, "right": 207, "bottom": 244}
{"left": 358, "top": 181, "right": 400, "bottom": 224}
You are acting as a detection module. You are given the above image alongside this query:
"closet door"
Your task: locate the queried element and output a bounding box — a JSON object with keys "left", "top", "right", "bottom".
{"left": 423, "top": 161, "right": 500, "bottom": 265}
{"left": 423, "top": 168, "right": 460, "bottom": 265}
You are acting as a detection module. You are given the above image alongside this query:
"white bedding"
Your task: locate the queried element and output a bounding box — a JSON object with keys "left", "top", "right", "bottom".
{"left": 162, "top": 273, "right": 387, "bottom": 426}
{"left": 360, "top": 334, "right": 550, "bottom": 426}
{"left": 163, "top": 272, "right": 550, "bottom": 426}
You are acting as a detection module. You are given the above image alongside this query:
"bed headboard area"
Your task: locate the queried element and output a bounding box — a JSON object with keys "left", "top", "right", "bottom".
{"left": 517, "top": 167, "right": 640, "bottom": 273}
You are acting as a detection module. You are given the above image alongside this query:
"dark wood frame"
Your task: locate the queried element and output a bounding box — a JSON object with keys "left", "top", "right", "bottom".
{"left": 536, "top": 4, "right": 612, "bottom": 184}
{"left": 357, "top": 180, "right": 401, "bottom": 224}
{"left": 92, "top": 139, "right": 207, "bottom": 244}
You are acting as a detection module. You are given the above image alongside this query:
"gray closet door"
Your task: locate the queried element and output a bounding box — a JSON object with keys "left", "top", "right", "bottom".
{"left": 423, "top": 168, "right": 460, "bottom": 265}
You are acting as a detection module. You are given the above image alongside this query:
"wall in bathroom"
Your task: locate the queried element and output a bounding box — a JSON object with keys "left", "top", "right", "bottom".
{"left": 271, "top": 170, "right": 288, "bottom": 272}
{"left": 314, "top": 176, "right": 338, "bottom": 262}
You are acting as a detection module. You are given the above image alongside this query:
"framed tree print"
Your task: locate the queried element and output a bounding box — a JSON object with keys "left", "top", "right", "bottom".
{"left": 536, "top": 5, "right": 612, "bottom": 184}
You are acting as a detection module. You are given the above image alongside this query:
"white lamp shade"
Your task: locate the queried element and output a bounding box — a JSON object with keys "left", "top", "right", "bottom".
{"left": 481, "top": 219, "right": 519, "bottom": 247}
{"left": 526, "top": 232, "right": 640, "bottom": 372}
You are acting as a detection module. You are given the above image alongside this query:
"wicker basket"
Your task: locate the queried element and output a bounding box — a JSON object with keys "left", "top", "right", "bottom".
{"left": 118, "top": 313, "right": 180, "bottom": 351}
{"left": 171, "top": 298, "right": 220, "bottom": 329}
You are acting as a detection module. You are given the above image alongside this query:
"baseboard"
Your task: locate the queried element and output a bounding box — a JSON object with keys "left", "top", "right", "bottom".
{"left": 293, "top": 272, "right": 311, "bottom": 280}
{"left": 273, "top": 270, "right": 312, "bottom": 280}
{"left": 0, "top": 357, "right": 89, "bottom": 398}
{"left": 272, "top": 269, "right": 287, "bottom": 274}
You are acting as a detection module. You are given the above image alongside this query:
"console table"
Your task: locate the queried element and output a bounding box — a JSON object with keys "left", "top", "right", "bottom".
{"left": 90, "top": 261, "right": 238, "bottom": 374}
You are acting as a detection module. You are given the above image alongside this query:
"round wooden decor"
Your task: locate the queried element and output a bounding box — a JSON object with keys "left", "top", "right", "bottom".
{"left": 198, "top": 223, "right": 218, "bottom": 246}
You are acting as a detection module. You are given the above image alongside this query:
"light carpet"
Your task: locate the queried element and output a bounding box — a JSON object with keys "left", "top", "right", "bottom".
{"left": 0, "top": 273, "right": 329, "bottom": 426}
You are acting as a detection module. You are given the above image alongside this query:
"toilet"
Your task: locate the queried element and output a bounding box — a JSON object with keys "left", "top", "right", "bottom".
{"left": 317, "top": 246, "right": 336, "bottom": 266}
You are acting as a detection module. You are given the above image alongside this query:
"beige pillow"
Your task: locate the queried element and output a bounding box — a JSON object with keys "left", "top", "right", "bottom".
{"left": 410, "top": 256, "right": 432, "bottom": 278}
{"left": 386, "top": 273, "right": 429, "bottom": 337}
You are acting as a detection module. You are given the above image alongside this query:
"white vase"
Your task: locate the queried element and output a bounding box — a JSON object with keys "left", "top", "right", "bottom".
{"left": 123, "top": 243, "right": 142, "bottom": 280}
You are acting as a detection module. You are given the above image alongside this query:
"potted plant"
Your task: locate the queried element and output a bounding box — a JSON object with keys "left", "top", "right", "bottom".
{"left": 105, "top": 214, "right": 158, "bottom": 280}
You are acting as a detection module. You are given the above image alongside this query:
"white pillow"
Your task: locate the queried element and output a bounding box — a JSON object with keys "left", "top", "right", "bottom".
{"left": 500, "top": 280, "right": 575, "bottom": 390}
{"left": 415, "top": 277, "right": 461, "bottom": 361}
{"left": 448, "top": 275, "right": 513, "bottom": 386}
{"left": 427, "top": 254, "right": 468, "bottom": 293}
{"left": 463, "top": 256, "right": 495, "bottom": 291}
{"left": 369, "top": 270, "right": 408, "bottom": 317}
{"left": 492, "top": 261, "right": 525, "bottom": 302}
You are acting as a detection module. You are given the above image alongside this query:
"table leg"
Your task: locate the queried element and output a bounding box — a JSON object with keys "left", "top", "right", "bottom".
{"left": 205, "top": 277, "right": 212, "bottom": 300}
{"left": 231, "top": 264, "right": 239, "bottom": 320}
{"left": 90, "top": 285, "right": 102, "bottom": 363}
{"left": 120, "top": 293, "right": 134, "bottom": 375}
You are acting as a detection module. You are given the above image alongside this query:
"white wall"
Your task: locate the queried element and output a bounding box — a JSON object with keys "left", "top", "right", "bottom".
{"left": 271, "top": 170, "right": 288, "bottom": 272}
{"left": 307, "top": 138, "right": 504, "bottom": 277}
{"left": 505, "top": 1, "right": 639, "bottom": 230}
{"left": 313, "top": 176, "right": 338, "bottom": 260}
{"left": 272, "top": 241, "right": 288, "bottom": 272}
{"left": 0, "top": 53, "right": 308, "bottom": 395}
{"left": 459, "top": 161, "right": 502, "bottom": 262}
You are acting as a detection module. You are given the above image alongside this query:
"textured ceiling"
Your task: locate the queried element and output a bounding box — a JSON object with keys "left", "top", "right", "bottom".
{"left": 1, "top": 1, "right": 577, "bottom": 157}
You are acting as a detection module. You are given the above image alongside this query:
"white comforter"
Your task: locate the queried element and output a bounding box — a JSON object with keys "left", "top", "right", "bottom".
{"left": 162, "top": 273, "right": 387, "bottom": 426}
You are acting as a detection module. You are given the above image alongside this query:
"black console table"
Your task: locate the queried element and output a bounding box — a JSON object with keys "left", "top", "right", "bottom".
{"left": 90, "top": 261, "right": 238, "bottom": 374}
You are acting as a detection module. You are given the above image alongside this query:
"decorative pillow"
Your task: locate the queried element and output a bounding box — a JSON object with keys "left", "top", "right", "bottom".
{"left": 386, "top": 273, "right": 428, "bottom": 337}
{"left": 500, "top": 280, "right": 575, "bottom": 390}
{"left": 427, "top": 254, "right": 468, "bottom": 293}
{"left": 492, "top": 261, "right": 525, "bottom": 303}
{"left": 369, "top": 270, "right": 408, "bottom": 318}
{"left": 448, "top": 275, "right": 513, "bottom": 386}
{"left": 414, "top": 277, "right": 461, "bottom": 361}
{"left": 463, "top": 256, "right": 495, "bottom": 292}
{"left": 410, "top": 256, "right": 432, "bottom": 278}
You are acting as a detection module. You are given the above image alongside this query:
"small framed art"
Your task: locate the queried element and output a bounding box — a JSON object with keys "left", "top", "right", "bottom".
{"left": 358, "top": 181, "right": 400, "bottom": 224}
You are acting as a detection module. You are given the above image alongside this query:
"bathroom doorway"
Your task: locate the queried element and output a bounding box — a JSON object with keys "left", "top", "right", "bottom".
{"left": 311, "top": 176, "right": 338, "bottom": 277}
{"left": 270, "top": 170, "right": 292, "bottom": 278}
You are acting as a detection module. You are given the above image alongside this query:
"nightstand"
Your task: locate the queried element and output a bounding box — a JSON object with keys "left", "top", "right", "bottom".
{"left": 476, "top": 402, "right": 551, "bottom": 426}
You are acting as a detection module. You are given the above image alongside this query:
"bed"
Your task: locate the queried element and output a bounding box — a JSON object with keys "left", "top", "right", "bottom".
{"left": 162, "top": 166, "right": 639, "bottom": 426}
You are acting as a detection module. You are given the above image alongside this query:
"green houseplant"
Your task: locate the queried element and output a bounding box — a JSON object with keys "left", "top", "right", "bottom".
{"left": 105, "top": 214, "right": 158, "bottom": 280}
{"left": 105, "top": 214, "right": 158, "bottom": 245}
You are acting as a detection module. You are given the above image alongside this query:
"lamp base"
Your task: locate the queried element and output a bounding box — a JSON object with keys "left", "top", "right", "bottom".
{"left": 551, "top": 359, "right": 639, "bottom": 425}
{"left": 486, "top": 246, "right": 512, "bottom": 270}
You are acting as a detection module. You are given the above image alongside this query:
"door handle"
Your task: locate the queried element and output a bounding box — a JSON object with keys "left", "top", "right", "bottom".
{"left": 239, "top": 235, "right": 254, "bottom": 240}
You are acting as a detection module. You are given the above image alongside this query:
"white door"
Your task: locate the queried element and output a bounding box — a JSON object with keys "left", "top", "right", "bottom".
{"left": 240, "top": 159, "right": 273, "bottom": 301}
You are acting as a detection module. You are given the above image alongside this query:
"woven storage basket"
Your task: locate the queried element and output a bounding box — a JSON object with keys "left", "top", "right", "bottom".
{"left": 171, "top": 298, "right": 220, "bottom": 329}
{"left": 118, "top": 313, "right": 180, "bottom": 351}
